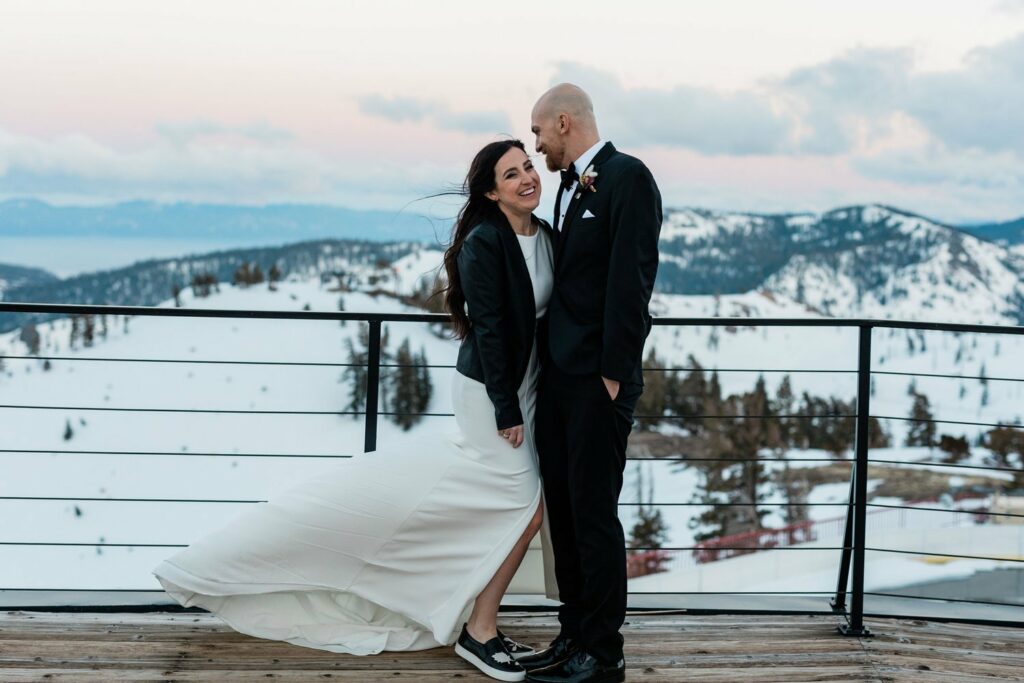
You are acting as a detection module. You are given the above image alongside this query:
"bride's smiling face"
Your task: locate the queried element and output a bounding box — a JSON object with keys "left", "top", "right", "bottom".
{"left": 486, "top": 147, "right": 541, "bottom": 215}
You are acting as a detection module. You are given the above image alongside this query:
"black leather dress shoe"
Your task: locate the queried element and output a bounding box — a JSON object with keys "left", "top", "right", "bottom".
{"left": 525, "top": 649, "right": 625, "bottom": 683}
{"left": 516, "top": 634, "right": 577, "bottom": 672}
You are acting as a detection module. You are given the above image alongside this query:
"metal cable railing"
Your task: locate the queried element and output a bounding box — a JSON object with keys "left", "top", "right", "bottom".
{"left": 1, "top": 302, "right": 1023, "bottom": 630}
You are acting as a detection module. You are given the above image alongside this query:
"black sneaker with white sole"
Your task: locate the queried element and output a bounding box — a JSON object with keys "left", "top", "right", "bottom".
{"left": 454, "top": 624, "right": 526, "bottom": 682}
{"left": 497, "top": 628, "right": 536, "bottom": 660}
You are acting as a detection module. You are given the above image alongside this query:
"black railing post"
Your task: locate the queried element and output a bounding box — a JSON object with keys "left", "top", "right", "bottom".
{"left": 363, "top": 320, "right": 382, "bottom": 453}
{"left": 839, "top": 324, "right": 873, "bottom": 637}
{"left": 831, "top": 467, "right": 856, "bottom": 613}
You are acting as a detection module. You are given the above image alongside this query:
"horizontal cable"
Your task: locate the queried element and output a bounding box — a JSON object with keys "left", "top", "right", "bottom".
{"left": 0, "top": 404, "right": 362, "bottom": 415}
{"left": 872, "top": 369, "right": 1024, "bottom": 384}
{"left": 866, "top": 547, "right": 1024, "bottom": 563}
{"left": 1, "top": 355, "right": 359, "bottom": 367}
{"left": 0, "top": 355, "right": 459, "bottom": 370}
{"left": 0, "top": 495, "right": 263, "bottom": 503}
{"left": 4, "top": 304, "right": 1024, "bottom": 336}
{"left": 0, "top": 588, "right": 169, "bottom": 592}
{"left": 631, "top": 546, "right": 847, "bottom": 552}
{"left": 0, "top": 589, "right": 1017, "bottom": 610}
{"left": 627, "top": 591, "right": 836, "bottom": 595}
{"left": 626, "top": 456, "right": 851, "bottom": 464}
{"left": 649, "top": 317, "right": 1024, "bottom": 336}
{"left": 378, "top": 411, "right": 455, "bottom": 417}
{"left": 866, "top": 502, "right": 1024, "bottom": 519}
{"left": 0, "top": 301, "right": 446, "bottom": 323}
{"left": 862, "top": 592, "right": 1024, "bottom": 609}
{"left": 1, "top": 542, "right": 849, "bottom": 551}
{"left": 614, "top": 501, "right": 856, "bottom": 507}
{"left": 0, "top": 496, "right": 851, "bottom": 508}
{"left": 635, "top": 413, "right": 856, "bottom": 421}
{"left": 873, "top": 414, "right": 1024, "bottom": 430}
{"left": 643, "top": 367, "right": 856, "bottom": 375}
{"left": 868, "top": 458, "right": 1021, "bottom": 474}
{"left": 0, "top": 448, "right": 351, "bottom": 459}
{"left": 0, "top": 541, "right": 186, "bottom": 548}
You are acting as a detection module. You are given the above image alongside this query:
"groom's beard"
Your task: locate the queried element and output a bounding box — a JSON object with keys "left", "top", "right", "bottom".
{"left": 544, "top": 155, "right": 560, "bottom": 173}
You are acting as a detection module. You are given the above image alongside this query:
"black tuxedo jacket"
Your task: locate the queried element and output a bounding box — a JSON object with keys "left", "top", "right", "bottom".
{"left": 455, "top": 212, "right": 554, "bottom": 430}
{"left": 541, "top": 142, "right": 662, "bottom": 385}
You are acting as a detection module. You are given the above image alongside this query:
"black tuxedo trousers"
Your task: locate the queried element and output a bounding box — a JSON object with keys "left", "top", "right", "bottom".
{"left": 536, "top": 366, "right": 641, "bottom": 664}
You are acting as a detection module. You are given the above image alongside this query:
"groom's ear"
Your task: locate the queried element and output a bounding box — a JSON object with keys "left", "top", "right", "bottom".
{"left": 558, "top": 113, "right": 570, "bottom": 133}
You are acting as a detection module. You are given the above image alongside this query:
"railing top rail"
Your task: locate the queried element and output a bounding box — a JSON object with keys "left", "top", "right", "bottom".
{"left": 2, "top": 302, "right": 1024, "bottom": 336}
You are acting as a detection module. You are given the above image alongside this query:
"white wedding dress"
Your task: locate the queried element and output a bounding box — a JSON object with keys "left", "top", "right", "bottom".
{"left": 153, "top": 228, "right": 556, "bottom": 655}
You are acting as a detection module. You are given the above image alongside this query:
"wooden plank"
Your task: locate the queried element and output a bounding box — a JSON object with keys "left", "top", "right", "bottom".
{"left": 1, "top": 612, "right": 1021, "bottom": 682}
{"left": 0, "top": 666, "right": 884, "bottom": 682}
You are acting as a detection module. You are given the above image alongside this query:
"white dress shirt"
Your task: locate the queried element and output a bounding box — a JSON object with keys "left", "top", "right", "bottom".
{"left": 557, "top": 139, "right": 607, "bottom": 231}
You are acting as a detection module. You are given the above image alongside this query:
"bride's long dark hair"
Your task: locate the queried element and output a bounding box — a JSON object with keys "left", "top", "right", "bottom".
{"left": 442, "top": 139, "right": 527, "bottom": 340}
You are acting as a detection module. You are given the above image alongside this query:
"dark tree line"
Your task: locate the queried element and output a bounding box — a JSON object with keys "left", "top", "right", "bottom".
{"left": 341, "top": 325, "right": 433, "bottom": 431}
{"left": 633, "top": 350, "right": 892, "bottom": 541}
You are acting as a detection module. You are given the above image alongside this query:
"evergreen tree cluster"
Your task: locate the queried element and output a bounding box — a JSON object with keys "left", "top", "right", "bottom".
{"left": 341, "top": 325, "right": 433, "bottom": 431}
{"left": 983, "top": 425, "right": 1024, "bottom": 489}
{"left": 67, "top": 314, "right": 114, "bottom": 349}
{"left": 635, "top": 351, "right": 894, "bottom": 541}
{"left": 190, "top": 272, "right": 219, "bottom": 298}
{"left": 626, "top": 463, "right": 671, "bottom": 577}
{"left": 232, "top": 262, "right": 266, "bottom": 287}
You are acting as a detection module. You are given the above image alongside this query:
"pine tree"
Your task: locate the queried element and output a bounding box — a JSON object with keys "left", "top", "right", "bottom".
{"left": 342, "top": 337, "right": 367, "bottom": 417}
{"left": 984, "top": 426, "right": 1024, "bottom": 489}
{"left": 628, "top": 463, "right": 670, "bottom": 576}
{"left": 233, "top": 263, "right": 252, "bottom": 287}
{"left": 673, "top": 355, "right": 707, "bottom": 433}
{"left": 636, "top": 348, "right": 667, "bottom": 430}
{"left": 904, "top": 392, "right": 936, "bottom": 447}
{"left": 63, "top": 419, "right": 74, "bottom": 441}
{"left": 772, "top": 375, "right": 796, "bottom": 450}
{"left": 82, "top": 315, "right": 95, "bottom": 347}
{"left": 340, "top": 324, "right": 393, "bottom": 420}
{"left": 937, "top": 434, "right": 970, "bottom": 463}
{"left": 69, "top": 315, "right": 81, "bottom": 349}
{"left": 268, "top": 264, "right": 282, "bottom": 290}
{"left": 19, "top": 324, "right": 41, "bottom": 355}
{"left": 414, "top": 346, "right": 433, "bottom": 417}
{"left": 390, "top": 339, "right": 419, "bottom": 431}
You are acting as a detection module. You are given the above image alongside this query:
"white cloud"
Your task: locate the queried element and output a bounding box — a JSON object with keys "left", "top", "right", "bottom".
{"left": 358, "top": 95, "right": 511, "bottom": 135}
{"left": 551, "top": 62, "right": 790, "bottom": 155}
{"left": 0, "top": 126, "right": 456, "bottom": 209}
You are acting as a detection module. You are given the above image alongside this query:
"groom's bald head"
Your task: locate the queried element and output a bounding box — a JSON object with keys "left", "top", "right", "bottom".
{"left": 531, "top": 83, "right": 600, "bottom": 171}
{"left": 533, "top": 84, "right": 597, "bottom": 130}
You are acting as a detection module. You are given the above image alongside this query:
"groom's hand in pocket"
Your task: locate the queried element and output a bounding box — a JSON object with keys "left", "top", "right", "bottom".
{"left": 499, "top": 424, "right": 525, "bottom": 448}
{"left": 602, "top": 376, "right": 620, "bottom": 401}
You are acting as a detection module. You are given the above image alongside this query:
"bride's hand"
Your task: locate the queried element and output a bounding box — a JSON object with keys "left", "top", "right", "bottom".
{"left": 498, "top": 425, "right": 525, "bottom": 448}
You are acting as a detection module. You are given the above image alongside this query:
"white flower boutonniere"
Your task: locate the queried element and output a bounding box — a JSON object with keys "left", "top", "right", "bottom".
{"left": 575, "top": 165, "right": 598, "bottom": 200}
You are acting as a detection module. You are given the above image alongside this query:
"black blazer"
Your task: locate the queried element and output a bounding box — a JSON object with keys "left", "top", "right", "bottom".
{"left": 455, "top": 212, "right": 553, "bottom": 430}
{"left": 541, "top": 142, "right": 662, "bottom": 385}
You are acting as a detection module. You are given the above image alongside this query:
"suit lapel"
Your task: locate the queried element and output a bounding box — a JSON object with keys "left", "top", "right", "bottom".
{"left": 556, "top": 142, "right": 616, "bottom": 272}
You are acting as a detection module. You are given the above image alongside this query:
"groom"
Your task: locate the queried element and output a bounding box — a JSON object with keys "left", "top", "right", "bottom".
{"left": 523, "top": 84, "right": 662, "bottom": 682}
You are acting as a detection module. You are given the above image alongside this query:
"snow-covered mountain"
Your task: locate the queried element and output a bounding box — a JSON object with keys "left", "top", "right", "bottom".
{"left": 0, "top": 240, "right": 438, "bottom": 333}
{"left": 659, "top": 204, "right": 1024, "bottom": 325}
{"left": 0, "top": 262, "right": 58, "bottom": 298}
{"left": 4, "top": 203, "right": 1022, "bottom": 331}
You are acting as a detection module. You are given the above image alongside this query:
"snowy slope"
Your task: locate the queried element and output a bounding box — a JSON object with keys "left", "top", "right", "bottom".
{"left": 658, "top": 204, "right": 1024, "bottom": 326}
{"left": 763, "top": 206, "right": 1024, "bottom": 324}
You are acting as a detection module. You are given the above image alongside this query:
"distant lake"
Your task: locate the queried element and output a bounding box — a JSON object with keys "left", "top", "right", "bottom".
{"left": 0, "top": 237, "right": 291, "bottom": 278}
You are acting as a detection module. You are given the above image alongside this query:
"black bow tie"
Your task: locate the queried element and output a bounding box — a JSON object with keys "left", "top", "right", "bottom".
{"left": 560, "top": 167, "right": 579, "bottom": 191}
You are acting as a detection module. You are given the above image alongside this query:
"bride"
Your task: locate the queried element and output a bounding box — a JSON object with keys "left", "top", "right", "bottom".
{"left": 153, "top": 139, "right": 557, "bottom": 682}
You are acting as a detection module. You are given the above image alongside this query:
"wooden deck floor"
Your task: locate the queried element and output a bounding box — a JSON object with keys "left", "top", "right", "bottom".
{"left": 0, "top": 610, "right": 1022, "bottom": 682}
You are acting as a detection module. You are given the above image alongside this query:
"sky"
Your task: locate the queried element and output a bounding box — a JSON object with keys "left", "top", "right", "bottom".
{"left": 1, "top": 0, "right": 1024, "bottom": 223}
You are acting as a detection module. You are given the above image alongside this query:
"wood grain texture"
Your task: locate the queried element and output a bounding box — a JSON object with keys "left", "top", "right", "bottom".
{"left": 0, "top": 611, "right": 1020, "bottom": 682}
